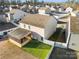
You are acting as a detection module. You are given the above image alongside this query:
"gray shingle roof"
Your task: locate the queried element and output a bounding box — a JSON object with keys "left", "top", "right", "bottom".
{"left": 20, "top": 14, "right": 53, "bottom": 28}
{"left": 0, "top": 22, "right": 16, "bottom": 31}
{"left": 8, "top": 28, "right": 31, "bottom": 40}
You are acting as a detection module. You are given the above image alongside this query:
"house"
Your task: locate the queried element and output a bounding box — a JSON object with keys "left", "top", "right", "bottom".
{"left": 38, "top": 7, "right": 51, "bottom": 15}
{"left": 0, "top": 9, "right": 27, "bottom": 23}
{"left": 0, "top": 13, "right": 12, "bottom": 22}
{"left": 57, "top": 13, "right": 70, "bottom": 22}
{"left": 8, "top": 28, "right": 32, "bottom": 47}
{"left": 0, "top": 22, "right": 17, "bottom": 36}
{"left": 12, "top": 9, "right": 27, "bottom": 22}
{"left": 19, "top": 14, "right": 57, "bottom": 42}
{"left": 65, "top": 7, "right": 73, "bottom": 13}
{"left": 45, "top": 5, "right": 50, "bottom": 8}
{"left": 68, "top": 16, "right": 79, "bottom": 51}
{"left": 50, "top": 6, "right": 56, "bottom": 11}
{"left": 53, "top": 12, "right": 70, "bottom": 21}
{"left": 6, "top": 9, "right": 27, "bottom": 22}
{"left": 20, "top": 5, "right": 28, "bottom": 12}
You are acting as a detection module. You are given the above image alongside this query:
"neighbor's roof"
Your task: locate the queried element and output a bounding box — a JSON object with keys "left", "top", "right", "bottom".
{"left": 20, "top": 14, "right": 53, "bottom": 28}
{"left": 39, "top": 7, "right": 49, "bottom": 10}
{"left": 70, "top": 16, "right": 79, "bottom": 33}
{"left": 0, "top": 22, "right": 16, "bottom": 31}
{"left": 7, "top": 9, "right": 18, "bottom": 14}
{"left": 8, "top": 28, "right": 31, "bottom": 40}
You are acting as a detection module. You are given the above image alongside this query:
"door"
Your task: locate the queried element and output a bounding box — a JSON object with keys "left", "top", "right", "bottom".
{"left": 68, "top": 34, "right": 79, "bottom": 51}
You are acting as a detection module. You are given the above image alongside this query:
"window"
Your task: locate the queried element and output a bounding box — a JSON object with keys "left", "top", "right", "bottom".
{"left": 3, "top": 32, "right": 7, "bottom": 35}
{"left": 41, "top": 37, "right": 43, "bottom": 41}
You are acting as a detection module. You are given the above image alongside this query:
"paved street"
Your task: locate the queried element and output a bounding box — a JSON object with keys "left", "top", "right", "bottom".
{"left": 49, "top": 47, "right": 79, "bottom": 59}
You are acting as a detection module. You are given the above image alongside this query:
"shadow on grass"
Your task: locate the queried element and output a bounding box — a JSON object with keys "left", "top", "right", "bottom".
{"left": 23, "top": 39, "right": 51, "bottom": 49}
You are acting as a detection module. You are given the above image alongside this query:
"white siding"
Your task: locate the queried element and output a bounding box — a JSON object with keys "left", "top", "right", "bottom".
{"left": 19, "top": 23, "right": 44, "bottom": 41}
{"left": 55, "top": 42, "right": 67, "bottom": 48}
{"left": 43, "top": 39, "right": 55, "bottom": 46}
{"left": 45, "top": 18, "right": 57, "bottom": 39}
{"left": 19, "top": 23, "right": 25, "bottom": 28}
{"left": 65, "top": 17, "right": 71, "bottom": 45}
{"left": 38, "top": 9, "right": 51, "bottom": 15}
{"left": 38, "top": 10, "right": 46, "bottom": 14}
{"left": 30, "top": 25, "right": 44, "bottom": 37}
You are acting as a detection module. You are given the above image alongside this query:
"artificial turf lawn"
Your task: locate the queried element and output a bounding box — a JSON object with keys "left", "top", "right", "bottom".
{"left": 23, "top": 39, "right": 51, "bottom": 59}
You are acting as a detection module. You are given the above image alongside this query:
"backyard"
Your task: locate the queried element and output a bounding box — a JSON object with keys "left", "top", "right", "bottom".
{"left": 22, "top": 39, "right": 52, "bottom": 59}
{"left": 49, "top": 28, "right": 66, "bottom": 43}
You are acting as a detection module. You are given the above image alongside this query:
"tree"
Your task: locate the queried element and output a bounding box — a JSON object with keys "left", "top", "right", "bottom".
{"left": 17, "top": 0, "right": 21, "bottom": 4}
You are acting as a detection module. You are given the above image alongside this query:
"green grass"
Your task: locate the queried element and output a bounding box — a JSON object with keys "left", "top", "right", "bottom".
{"left": 22, "top": 39, "right": 51, "bottom": 59}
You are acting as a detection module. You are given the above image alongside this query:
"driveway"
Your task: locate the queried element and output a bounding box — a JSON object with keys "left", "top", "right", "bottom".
{"left": 0, "top": 40, "right": 38, "bottom": 59}
{"left": 49, "top": 47, "right": 79, "bottom": 59}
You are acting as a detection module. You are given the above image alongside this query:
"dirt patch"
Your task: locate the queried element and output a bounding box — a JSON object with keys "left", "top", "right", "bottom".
{"left": 0, "top": 40, "right": 38, "bottom": 59}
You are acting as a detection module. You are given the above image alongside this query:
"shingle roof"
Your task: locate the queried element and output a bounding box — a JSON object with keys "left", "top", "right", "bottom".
{"left": 20, "top": 14, "right": 53, "bottom": 28}
{"left": 39, "top": 7, "right": 49, "bottom": 10}
{"left": 70, "top": 16, "right": 79, "bottom": 33}
{"left": 0, "top": 22, "right": 16, "bottom": 31}
{"left": 8, "top": 28, "right": 31, "bottom": 40}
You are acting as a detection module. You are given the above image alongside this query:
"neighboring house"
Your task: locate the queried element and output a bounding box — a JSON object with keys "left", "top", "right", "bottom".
{"left": 19, "top": 14, "right": 57, "bottom": 42}
{"left": 57, "top": 14, "right": 70, "bottom": 22}
{"left": 0, "top": 13, "right": 12, "bottom": 22}
{"left": 58, "top": 7, "right": 64, "bottom": 12}
{"left": 53, "top": 13, "right": 70, "bottom": 21}
{"left": 6, "top": 9, "right": 27, "bottom": 22}
{"left": 65, "top": 7, "right": 73, "bottom": 13}
{"left": 50, "top": 6, "right": 56, "bottom": 11}
{"left": 38, "top": 7, "right": 51, "bottom": 15}
{"left": 0, "top": 22, "right": 17, "bottom": 36}
{"left": 13, "top": 9, "right": 27, "bottom": 22}
{"left": 45, "top": 5, "right": 50, "bottom": 8}
{"left": 68, "top": 16, "right": 79, "bottom": 51}
{"left": 8, "top": 28, "right": 32, "bottom": 47}
{"left": 20, "top": 5, "right": 28, "bottom": 12}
